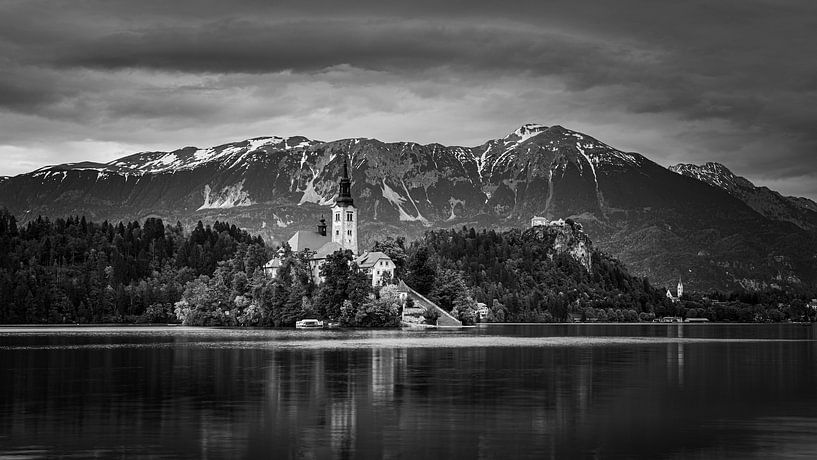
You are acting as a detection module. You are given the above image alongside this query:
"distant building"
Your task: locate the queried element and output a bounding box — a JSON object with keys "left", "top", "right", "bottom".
{"left": 476, "top": 303, "right": 489, "bottom": 321}
{"left": 531, "top": 216, "right": 549, "bottom": 227}
{"left": 666, "top": 277, "right": 684, "bottom": 302}
{"left": 531, "top": 216, "right": 577, "bottom": 230}
{"left": 263, "top": 159, "right": 394, "bottom": 287}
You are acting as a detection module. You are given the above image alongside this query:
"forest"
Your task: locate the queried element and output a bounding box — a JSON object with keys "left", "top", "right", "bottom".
{"left": 0, "top": 210, "right": 400, "bottom": 327}
{"left": 1, "top": 210, "right": 814, "bottom": 325}
{"left": 0, "top": 209, "right": 263, "bottom": 323}
{"left": 386, "top": 225, "right": 817, "bottom": 323}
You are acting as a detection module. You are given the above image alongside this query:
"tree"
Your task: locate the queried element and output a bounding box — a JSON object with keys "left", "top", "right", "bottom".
{"left": 423, "top": 306, "right": 440, "bottom": 325}
{"left": 314, "top": 250, "right": 371, "bottom": 321}
{"left": 405, "top": 246, "right": 436, "bottom": 295}
{"left": 341, "top": 285, "right": 402, "bottom": 327}
{"left": 451, "top": 295, "right": 478, "bottom": 325}
{"left": 487, "top": 299, "right": 507, "bottom": 323}
{"left": 429, "top": 269, "right": 469, "bottom": 311}
{"left": 372, "top": 236, "right": 408, "bottom": 277}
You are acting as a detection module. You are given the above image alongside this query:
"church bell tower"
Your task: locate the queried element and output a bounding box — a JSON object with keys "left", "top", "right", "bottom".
{"left": 331, "top": 158, "right": 358, "bottom": 254}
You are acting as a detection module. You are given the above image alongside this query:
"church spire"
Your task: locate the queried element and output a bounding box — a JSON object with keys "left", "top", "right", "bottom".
{"left": 335, "top": 157, "right": 354, "bottom": 206}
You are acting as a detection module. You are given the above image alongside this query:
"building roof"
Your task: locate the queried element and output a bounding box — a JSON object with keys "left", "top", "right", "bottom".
{"left": 263, "top": 257, "right": 282, "bottom": 269}
{"left": 288, "top": 230, "right": 331, "bottom": 252}
{"left": 355, "top": 251, "right": 391, "bottom": 268}
{"left": 313, "top": 241, "right": 344, "bottom": 259}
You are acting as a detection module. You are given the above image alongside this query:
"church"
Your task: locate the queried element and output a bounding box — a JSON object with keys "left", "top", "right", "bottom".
{"left": 666, "top": 277, "right": 684, "bottom": 303}
{"left": 262, "top": 159, "right": 395, "bottom": 287}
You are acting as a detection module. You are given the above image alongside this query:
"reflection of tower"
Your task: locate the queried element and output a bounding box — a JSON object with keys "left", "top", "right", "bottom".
{"left": 331, "top": 158, "right": 358, "bottom": 254}
{"left": 371, "top": 349, "right": 395, "bottom": 401}
{"left": 677, "top": 277, "right": 684, "bottom": 299}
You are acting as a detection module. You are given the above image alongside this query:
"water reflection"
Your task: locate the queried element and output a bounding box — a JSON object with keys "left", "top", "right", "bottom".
{"left": 0, "top": 325, "right": 816, "bottom": 459}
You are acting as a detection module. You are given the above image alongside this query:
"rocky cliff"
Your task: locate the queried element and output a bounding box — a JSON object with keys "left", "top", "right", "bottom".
{"left": 527, "top": 219, "right": 593, "bottom": 272}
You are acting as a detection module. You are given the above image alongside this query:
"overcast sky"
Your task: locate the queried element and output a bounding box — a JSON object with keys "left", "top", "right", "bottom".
{"left": 1, "top": 0, "right": 815, "bottom": 198}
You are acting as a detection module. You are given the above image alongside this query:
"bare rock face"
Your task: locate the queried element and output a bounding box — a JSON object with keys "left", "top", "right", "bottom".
{"left": 526, "top": 219, "right": 593, "bottom": 272}
{"left": 1, "top": 125, "right": 815, "bottom": 291}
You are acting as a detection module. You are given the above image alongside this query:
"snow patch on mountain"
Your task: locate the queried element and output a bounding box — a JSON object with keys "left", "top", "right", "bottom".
{"left": 575, "top": 145, "right": 598, "bottom": 183}
{"left": 197, "top": 181, "right": 254, "bottom": 210}
{"left": 591, "top": 150, "right": 640, "bottom": 167}
{"left": 447, "top": 197, "right": 465, "bottom": 221}
{"left": 298, "top": 171, "right": 334, "bottom": 206}
{"left": 246, "top": 137, "right": 282, "bottom": 152}
{"left": 381, "top": 179, "right": 428, "bottom": 223}
{"left": 273, "top": 214, "right": 290, "bottom": 228}
{"left": 510, "top": 123, "right": 548, "bottom": 143}
{"left": 476, "top": 145, "right": 491, "bottom": 180}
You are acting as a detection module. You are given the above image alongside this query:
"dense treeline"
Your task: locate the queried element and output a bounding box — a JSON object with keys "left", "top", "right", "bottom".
{"left": 2, "top": 210, "right": 814, "bottom": 325}
{"left": 0, "top": 209, "right": 264, "bottom": 323}
{"left": 398, "top": 226, "right": 662, "bottom": 323}
{"left": 657, "top": 288, "right": 817, "bottom": 323}
{"left": 399, "top": 226, "right": 817, "bottom": 323}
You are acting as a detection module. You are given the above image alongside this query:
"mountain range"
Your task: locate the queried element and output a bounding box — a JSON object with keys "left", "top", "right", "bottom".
{"left": 1, "top": 124, "right": 815, "bottom": 292}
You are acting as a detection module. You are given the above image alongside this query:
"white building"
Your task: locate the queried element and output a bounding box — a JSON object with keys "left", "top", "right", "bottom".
{"left": 355, "top": 251, "right": 395, "bottom": 287}
{"left": 531, "top": 216, "right": 549, "bottom": 227}
{"left": 666, "top": 277, "right": 684, "bottom": 303}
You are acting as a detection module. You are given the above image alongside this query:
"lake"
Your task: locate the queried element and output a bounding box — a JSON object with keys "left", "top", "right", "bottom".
{"left": 1, "top": 324, "right": 816, "bottom": 459}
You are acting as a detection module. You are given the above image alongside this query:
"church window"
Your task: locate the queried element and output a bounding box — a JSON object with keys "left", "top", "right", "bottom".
{"left": 346, "top": 212, "right": 353, "bottom": 222}
{"left": 347, "top": 230, "right": 352, "bottom": 236}
{"left": 335, "top": 230, "right": 339, "bottom": 235}
{"left": 335, "top": 213, "right": 340, "bottom": 222}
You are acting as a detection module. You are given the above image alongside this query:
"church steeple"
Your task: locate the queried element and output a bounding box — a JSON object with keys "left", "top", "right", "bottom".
{"left": 331, "top": 157, "right": 358, "bottom": 254}
{"left": 316, "top": 215, "right": 327, "bottom": 236}
{"left": 335, "top": 158, "right": 354, "bottom": 207}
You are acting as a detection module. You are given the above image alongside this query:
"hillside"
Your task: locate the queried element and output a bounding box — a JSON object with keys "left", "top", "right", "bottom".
{"left": 670, "top": 162, "right": 817, "bottom": 231}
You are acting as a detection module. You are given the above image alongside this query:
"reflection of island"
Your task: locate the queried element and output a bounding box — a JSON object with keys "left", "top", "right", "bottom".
{"left": 246, "top": 337, "right": 814, "bottom": 458}
{"left": 1, "top": 329, "right": 816, "bottom": 458}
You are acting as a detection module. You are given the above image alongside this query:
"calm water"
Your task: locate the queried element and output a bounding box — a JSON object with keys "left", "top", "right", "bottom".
{"left": 1, "top": 324, "right": 817, "bottom": 459}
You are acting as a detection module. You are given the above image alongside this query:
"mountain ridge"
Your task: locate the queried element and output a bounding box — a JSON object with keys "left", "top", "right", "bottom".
{"left": 1, "top": 124, "right": 815, "bottom": 292}
{"left": 670, "top": 162, "right": 817, "bottom": 231}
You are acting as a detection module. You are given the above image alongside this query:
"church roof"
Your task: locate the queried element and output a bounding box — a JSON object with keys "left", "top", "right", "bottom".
{"left": 355, "top": 251, "right": 391, "bottom": 268}
{"left": 288, "top": 230, "right": 331, "bottom": 252}
{"left": 313, "top": 241, "right": 344, "bottom": 259}
{"left": 335, "top": 158, "right": 354, "bottom": 207}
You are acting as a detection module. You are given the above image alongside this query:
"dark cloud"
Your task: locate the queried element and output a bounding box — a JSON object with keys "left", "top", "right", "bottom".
{"left": 0, "top": 0, "right": 816, "bottom": 198}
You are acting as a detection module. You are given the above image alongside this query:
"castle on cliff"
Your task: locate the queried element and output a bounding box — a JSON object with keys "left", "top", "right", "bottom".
{"left": 262, "top": 159, "right": 395, "bottom": 287}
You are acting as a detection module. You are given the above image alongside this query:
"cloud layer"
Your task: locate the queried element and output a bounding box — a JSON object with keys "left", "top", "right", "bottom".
{"left": 1, "top": 0, "right": 816, "bottom": 198}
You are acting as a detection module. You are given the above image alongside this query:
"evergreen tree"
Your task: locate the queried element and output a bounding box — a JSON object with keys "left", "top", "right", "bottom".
{"left": 404, "top": 246, "right": 436, "bottom": 295}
